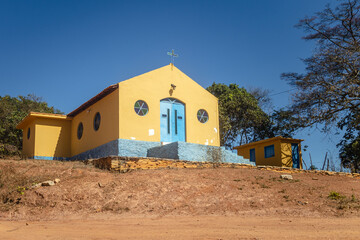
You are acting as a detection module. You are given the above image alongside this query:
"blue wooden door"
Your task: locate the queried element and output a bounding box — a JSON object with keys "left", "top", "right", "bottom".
{"left": 291, "top": 143, "right": 300, "bottom": 168}
{"left": 250, "top": 148, "right": 255, "bottom": 163}
{"left": 160, "top": 101, "right": 172, "bottom": 142}
{"left": 160, "top": 99, "right": 185, "bottom": 142}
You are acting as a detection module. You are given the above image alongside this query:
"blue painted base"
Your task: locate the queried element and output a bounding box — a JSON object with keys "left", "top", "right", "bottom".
{"left": 71, "top": 139, "right": 119, "bottom": 160}
{"left": 147, "top": 142, "right": 254, "bottom": 165}
{"left": 32, "top": 156, "right": 69, "bottom": 160}
{"left": 30, "top": 139, "right": 253, "bottom": 165}
{"left": 70, "top": 139, "right": 161, "bottom": 160}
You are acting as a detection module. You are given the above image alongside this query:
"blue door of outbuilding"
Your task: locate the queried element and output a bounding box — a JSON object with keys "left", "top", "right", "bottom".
{"left": 160, "top": 98, "right": 185, "bottom": 142}
{"left": 250, "top": 148, "right": 255, "bottom": 163}
{"left": 291, "top": 143, "right": 300, "bottom": 168}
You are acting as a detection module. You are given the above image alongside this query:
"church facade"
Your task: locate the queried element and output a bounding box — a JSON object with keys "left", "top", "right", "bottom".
{"left": 17, "top": 64, "right": 222, "bottom": 160}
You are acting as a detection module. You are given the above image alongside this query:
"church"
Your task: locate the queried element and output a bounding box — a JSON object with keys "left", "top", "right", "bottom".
{"left": 17, "top": 64, "right": 252, "bottom": 165}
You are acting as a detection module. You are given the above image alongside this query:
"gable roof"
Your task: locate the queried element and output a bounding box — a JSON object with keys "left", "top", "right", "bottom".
{"left": 68, "top": 64, "right": 217, "bottom": 117}
{"left": 67, "top": 84, "right": 119, "bottom": 117}
{"left": 16, "top": 112, "right": 72, "bottom": 129}
{"left": 18, "top": 64, "right": 217, "bottom": 125}
{"left": 117, "top": 64, "right": 218, "bottom": 101}
{"left": 233, "top": 136, "right": 303, "bottom": 149}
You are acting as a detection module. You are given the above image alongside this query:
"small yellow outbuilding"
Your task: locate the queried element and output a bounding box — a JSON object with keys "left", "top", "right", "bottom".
{"left": 233, "top": 136, "right": 303, "bottom": 169}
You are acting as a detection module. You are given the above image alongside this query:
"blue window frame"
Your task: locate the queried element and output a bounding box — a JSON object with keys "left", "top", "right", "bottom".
{"left": 250, "top": 148, "right": 255, "bottom": 163}
{"left": 264, "top": 145, "right": 275, "bottom": 158}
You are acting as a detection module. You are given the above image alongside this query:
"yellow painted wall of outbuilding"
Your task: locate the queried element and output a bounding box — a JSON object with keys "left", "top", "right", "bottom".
{"left": 117, "top": 64, "right": 220, "bottom": 146}
{"left": 71, "top": 88, "right": 119, "bottom": 156}
{"left": 34, "top": 118, "right": 71, "bottom": 158}
{"left": 237, "top": 139, "right": 283, "bottom": 167}
{"left": 235, "top": 137, "right": 302, "bottom": 169}
{"left": 280, "top": 140, "right": 303, "bottom": 168}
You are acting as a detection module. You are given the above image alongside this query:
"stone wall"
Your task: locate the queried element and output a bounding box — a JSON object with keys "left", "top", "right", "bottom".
{"left": 91, "top": 156, "right": 254, "bottom": 173}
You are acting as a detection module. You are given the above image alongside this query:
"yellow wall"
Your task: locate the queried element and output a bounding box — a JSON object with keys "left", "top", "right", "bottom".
{"left": 22, "top": 121, "right": 35, "bottom": 157}
{"left": 71, "top": 88, "right": 119, "bottom": 156}
{"left": 236, "top": 139, "right": 302, "bottom": 168}
{"left": 237, "top": 139, "right": 282, "bottom": 167}
{"left": 117, "top": 64, "right": 220, "bottom": 146}
{"left": 34, "top": 118, "right": 71, "bottom": 158}
{"left": 280, "top": 140, "right": 302, "bottom": 168}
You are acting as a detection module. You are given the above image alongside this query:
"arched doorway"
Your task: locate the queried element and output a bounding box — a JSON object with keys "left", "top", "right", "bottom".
{"left": 160, "top": 98, "right": 185, "bottom": 142}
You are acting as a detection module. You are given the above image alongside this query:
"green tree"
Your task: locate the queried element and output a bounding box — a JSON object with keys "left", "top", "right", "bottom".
{"left": 0, "top": 94, "right": 61, "bottom": 156}
{"left": 207, "top": 83, "right": 273, "bottom": 148}
{"left": 281, "top": 0, "right": 360, "bottom": 172}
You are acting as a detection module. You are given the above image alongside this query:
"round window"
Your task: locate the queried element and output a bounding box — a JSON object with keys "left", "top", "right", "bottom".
{"left": 197, "top": 109, "right": 209, "bottom": 123}
{"left": 134, "top": 100, "right": 149, "bottom": 116}
{"left": 77, "top": 122, "right": 83, "bottom": 140}
{"left": 93, "top": 112, "right": 101, "bottom": 131}
{"left": 27, "top": 128, "right": 30, "bottom": 140}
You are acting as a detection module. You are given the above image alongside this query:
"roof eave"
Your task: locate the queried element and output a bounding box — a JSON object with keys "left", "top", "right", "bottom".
{"left": 67, "top": 84, "right": 119, "bottom": 117}
{"left": 233, "top": 136, "right": 304, "bottom": 149}
{"left": 16, "top": 112, "right": 72, "bottom": 129}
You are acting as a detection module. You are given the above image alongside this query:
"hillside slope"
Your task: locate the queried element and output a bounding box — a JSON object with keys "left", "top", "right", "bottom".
{"left": 1, "top": 159, "right": 360, "bottom": 220}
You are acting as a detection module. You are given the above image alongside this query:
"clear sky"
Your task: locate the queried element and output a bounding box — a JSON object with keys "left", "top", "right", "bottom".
{"left": 0, "top": 0, "right": 341, "bottom": 169}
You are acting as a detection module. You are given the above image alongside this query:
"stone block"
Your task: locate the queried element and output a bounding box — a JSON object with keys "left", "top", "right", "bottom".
{"left": 280, "top": 175, "right": 293, "bottom": 180}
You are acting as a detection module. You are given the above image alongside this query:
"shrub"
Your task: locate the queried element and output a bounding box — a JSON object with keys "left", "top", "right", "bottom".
{"left": 328, "top": 191, "right": 345, "bottom": 200}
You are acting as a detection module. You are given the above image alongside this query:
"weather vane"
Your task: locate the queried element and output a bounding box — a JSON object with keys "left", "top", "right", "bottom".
{"left": 167, "top": 49, "right": 178, "bottom": 65}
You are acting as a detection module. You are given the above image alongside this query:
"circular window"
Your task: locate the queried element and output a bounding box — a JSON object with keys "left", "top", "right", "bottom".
{"left": 27, "top": 128, "right": 30, "bottom": 140}
{"left": 93, "top": 112, "right": 101, "bottom": 131}
{"left": 77, "top": 122, "right": 83, "bottom": 140}
{"left": 197, "top": 109, "right": 209, "bottom": 123}
{"left": 134, "top": 100, "right": 149, "bottom": 116}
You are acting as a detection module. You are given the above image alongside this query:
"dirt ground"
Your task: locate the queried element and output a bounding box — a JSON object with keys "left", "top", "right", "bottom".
{"left": 1, "top": 159, "right": 360, "bottom": 239}
{"left": 1, "top": 216, "right": 360, "bottom": 240}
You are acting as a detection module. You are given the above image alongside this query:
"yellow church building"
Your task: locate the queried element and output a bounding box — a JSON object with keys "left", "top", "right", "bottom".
{"left": 17, "top": 64, "right": 252, "bottom": 165}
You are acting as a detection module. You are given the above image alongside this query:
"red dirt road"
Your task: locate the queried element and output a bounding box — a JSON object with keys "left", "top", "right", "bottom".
{"left": 1, "top": 216, "right": 360, "bottom": 240}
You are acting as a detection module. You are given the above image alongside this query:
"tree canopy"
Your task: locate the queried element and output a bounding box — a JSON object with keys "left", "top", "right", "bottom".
{"left": 207, "top": 83, "right": 273, "bottom": 149}
{"left": 0, "top": 94, "right": 61, "bottom": 156}
{"left": 282, "top": 0, "right": 360, "bottom": 172}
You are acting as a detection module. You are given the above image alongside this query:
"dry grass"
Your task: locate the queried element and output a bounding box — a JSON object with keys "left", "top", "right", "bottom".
{"left": 328, "top": 191, "right": 360, "bottom": 210}
{"left": 0, "top": 159, "right": 96, "bottom": 211}
{"left": 0, "top": 163, "right": 56, "bottom": 209}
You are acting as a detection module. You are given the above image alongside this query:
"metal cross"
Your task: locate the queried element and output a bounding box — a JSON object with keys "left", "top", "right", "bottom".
{"left": 167, "top": 49, "right": 178, "bottom": 64}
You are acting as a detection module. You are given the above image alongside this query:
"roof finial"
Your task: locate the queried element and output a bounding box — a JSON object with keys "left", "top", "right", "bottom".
{"left": 167, "top": 49, "right": 178, "bottom": 66}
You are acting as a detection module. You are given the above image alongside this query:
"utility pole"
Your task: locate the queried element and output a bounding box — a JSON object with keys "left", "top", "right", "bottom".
{"left": 322, "top": 152, "right": 328, "bottom": 170}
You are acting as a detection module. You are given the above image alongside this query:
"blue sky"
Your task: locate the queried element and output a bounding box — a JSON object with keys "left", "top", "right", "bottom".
{"left": 0, "top": 0, "right": 341, "bottom": 169}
